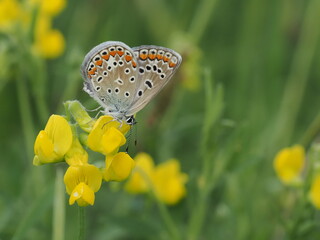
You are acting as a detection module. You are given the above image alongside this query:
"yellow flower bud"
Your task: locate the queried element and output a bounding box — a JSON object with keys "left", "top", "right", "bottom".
{"left": 104, "top": 152, "right": 135, "bottom": 182}
{"left": 65, "top": 137, "right": 88, "bottom": 166}
{"left": 33, "top": 115, "right": 72, "bottom": 165}
{"left": 65, "top": 100, "right": 95, "bottom": 132}
{"left": 273, "top": 145, "right": 305, "bottom": 184}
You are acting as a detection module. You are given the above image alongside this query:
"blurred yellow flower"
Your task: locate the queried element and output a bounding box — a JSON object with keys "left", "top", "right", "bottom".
{"left": 125, "top": 153, "right": 188, "bottom": 205}
{"left": 309, "top": 174, "right": 320, "bottom": 209}
{"left": 65, "top": 137, "right": 88, "bottom": 166}
{"left": 36, "top": 0, "right": 66, "bottom": 17}
{"left": 153, "top": 159, "right": 188, "bottom": 205}
{"left": 125, "top": 152, "right": 155, "bottom": 193}
{"left": 104, "top": 152, "right": 135, "bottom": 181}
{"left": 33, "top": 114, "right": 72, "bottom": 166}
{"left": 273, "top": 145, "right": 305, "bottom": 184}
{"left": 0, "top": 0, "right": 22, "bottom": 29}
{"left": 87, "top": 116, "right": 129, "bottom": 155}
{"left": 64, "top": 164, "right": 102, "bottom": 206}
{"left": 34, "top": 28, "right": 65, "bottom": 59}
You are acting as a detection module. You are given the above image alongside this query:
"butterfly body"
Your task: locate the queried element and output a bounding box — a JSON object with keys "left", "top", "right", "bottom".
{"left": 81, "top": 41, "right": 182, "bottom": 124}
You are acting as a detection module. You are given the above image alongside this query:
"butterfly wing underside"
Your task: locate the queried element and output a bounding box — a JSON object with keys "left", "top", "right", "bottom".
{"left": 81, "top": 41, "right": 139, "bottom": 117}
{"left": 125, "top": 45, "right": 182, "bottom": 116}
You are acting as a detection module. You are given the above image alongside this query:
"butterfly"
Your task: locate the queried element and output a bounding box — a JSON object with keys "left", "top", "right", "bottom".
{"left": 80, "top": 41, "right": 182, "bottom": 125}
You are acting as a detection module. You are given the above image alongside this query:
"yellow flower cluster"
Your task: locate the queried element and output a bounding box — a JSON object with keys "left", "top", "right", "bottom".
{"left": 0, "top": 0, "right": 65, "bottom": 58}
{"left": 125, "top": 153, "right": 188, "bottom": 205}
{"left": 273, "top": 144, "right": 320, "bottom": 209}
{"left": 273, "top": 145, "right": 305, "bottom": 185}
{"left": 33, "top": 101, "right": 134, "bottom": 206}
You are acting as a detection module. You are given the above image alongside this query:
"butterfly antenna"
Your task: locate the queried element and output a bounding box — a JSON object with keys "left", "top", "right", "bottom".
{"left": 134, "top": 123, "right": 138, "bottom": 147}
{"left": 125, "top": 125, "right": 133, "bottom": 153}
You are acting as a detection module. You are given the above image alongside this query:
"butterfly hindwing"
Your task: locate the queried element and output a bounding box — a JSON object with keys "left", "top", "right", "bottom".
{"left": 126, "top": 45, "right": 182, "bottom": 116}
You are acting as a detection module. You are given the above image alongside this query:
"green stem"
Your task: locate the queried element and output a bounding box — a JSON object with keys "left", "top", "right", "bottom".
{"left": 16, "top": 69, "right": 35, "bottom": 159}
{"left": 274, "top": 0, "right": 320, "bottom": 146}
{"left": 78, "top": 206, "right": 85, "bottom": 240}
{"left": 300, "top": 112, "right": 320, "bottom": 148}
{"left": 52, "top": 167, "right": 65, "bottom": 240}
{"left": 155, "top": 198, "right": 180, "bottom": 240}
{"left": 189, "top": 0, "right": 218, "bottom": 44}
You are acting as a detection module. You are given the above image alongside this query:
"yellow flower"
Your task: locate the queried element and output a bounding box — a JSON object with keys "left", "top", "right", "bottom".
{"left": 34, "top": 28, "right": 65, "bottom": 59}
{"left": 65, "top": 137, "right": 88, "bottom": 166}
{"left": 29, "top": 0, "right": 66, "bottom": 17}
{"left": 309, "top": 174, "right": 320, "bottom": 209}
{"left": 64, "top": 164, "right": 102, "bottom": 206}
{"left": 104, "top": 152, "right": 135, "bottom": 182}
{"left": 273, "top": 145, "right": 305, "bottom": 184}
{"left": 153, "top": 159, "right": 188, "bottom": 205}
{"left": 0, "top": 0, "right": 22, "bottom": 29}
{"left": 125, "top": 152, "right": 155, "bottom": 193}
{"left": 33, "top": 114, "right": 72, "bottom": 166}
{"left": 125, "top": 153, "right": 188, "bottom": 205}
{"left": 87, "top": 116, "right": 129, "bottom": 155}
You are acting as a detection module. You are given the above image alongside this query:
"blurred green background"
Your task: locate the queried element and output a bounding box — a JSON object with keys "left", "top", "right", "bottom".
{"left": 1, "top": 0, "right": 320, "bottom": 239}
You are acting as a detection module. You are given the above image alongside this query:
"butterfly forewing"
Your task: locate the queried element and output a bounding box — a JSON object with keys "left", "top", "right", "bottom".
{"left": 125, "top": 45, "right": 182, "bottom": 116}
{"left": 81, "top": 41, "right": 138, "bottom": 115}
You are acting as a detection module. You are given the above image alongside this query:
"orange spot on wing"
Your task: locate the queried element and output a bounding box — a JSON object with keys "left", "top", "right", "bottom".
{"left": 88, "top": 67, "right": 97, "bottom": 75}
{"left": 102, "top": 54, "right": 110, "bottom": 60}
{"left": 169, "top": 62, "right": 176, "bottom": 68}
{"left": 156, "top": 54, "right": 163, "bottom": 60}
{"left": 163, "top": 56, "right": 169, "bottom": 62}
{"left": 96, "top": 60, "right": 103, "bottom": 66}
{"left": 117, "top": 51, "right": 124, "bottom": 56}
{"left": 125, "top": 55, "right": 132, "bottom": 62}
{"left": 132, "top": 61, "right": 137, "bottom": 68}
{"left": 110, "top": 51, "right": 116, "bottom": 57}
{"left": 140, "top": 53, "right": 148, "bottom": 60}
{"left": 87, "top": 74, "right": 92, "bottom": 79}
{"left": 148, "top": 54, "right": 156, "bottom": 60}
